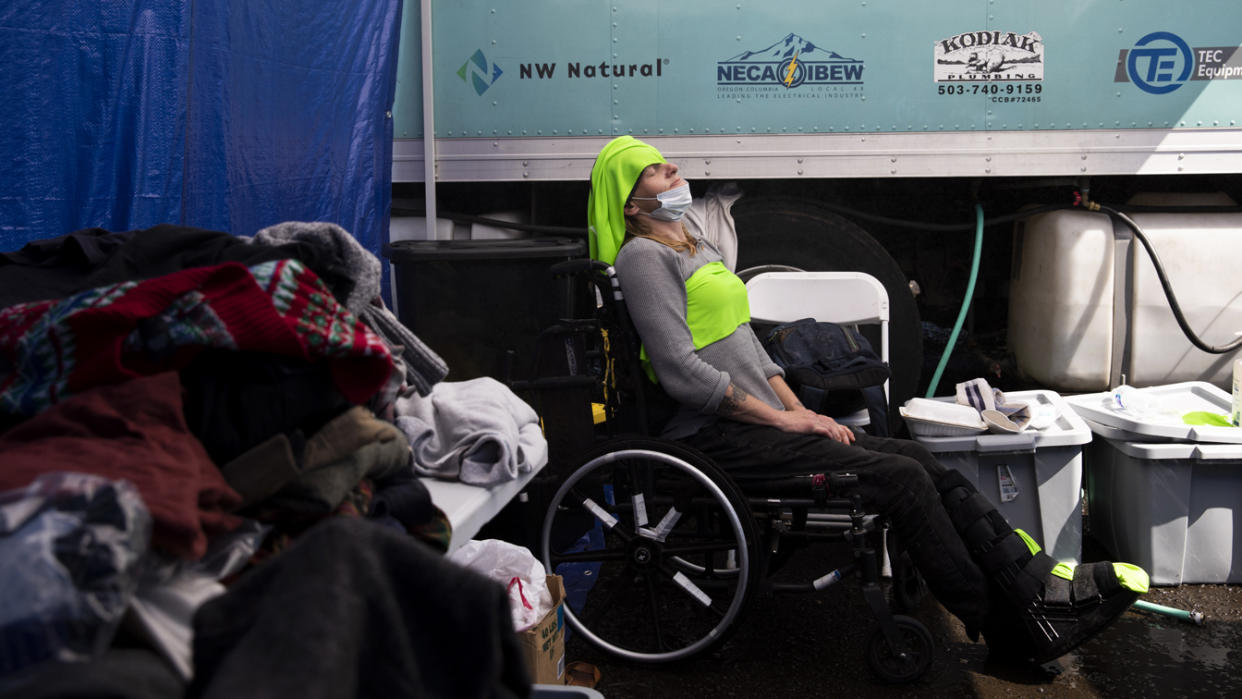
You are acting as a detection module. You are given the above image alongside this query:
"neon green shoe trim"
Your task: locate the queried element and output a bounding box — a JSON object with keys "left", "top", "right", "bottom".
{"left": 1042, "top": 561, "right": 1148, "bottom": 588}
{"left": 1050, "top": 562, "right": 1075, "bottom": 581}
{"left": 1113, "top": 562, "right": 1150, "bottom": 594}
{"left": 1014, "top": 529, "right": 1042, "bottom": 556}
{"left": 1015, "top": 529, "right": 1076, "bottom": 581}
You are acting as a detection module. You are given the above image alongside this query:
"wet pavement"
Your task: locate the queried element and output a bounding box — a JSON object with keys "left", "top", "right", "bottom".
{"left": 566, "top": 539, "right": 1242, "bottom": 698}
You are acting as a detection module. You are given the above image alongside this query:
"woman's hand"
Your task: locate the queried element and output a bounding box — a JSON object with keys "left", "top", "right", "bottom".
{"left": 777, "top": 408, "right": 856, "bottom": 444}
{"left": 718, "top": 382, "right": 854, "bottom": 444}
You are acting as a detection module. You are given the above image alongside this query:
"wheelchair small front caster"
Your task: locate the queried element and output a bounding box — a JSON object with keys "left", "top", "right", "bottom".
{"left": 866, "top": 614, "right": 934, "bottom": 684}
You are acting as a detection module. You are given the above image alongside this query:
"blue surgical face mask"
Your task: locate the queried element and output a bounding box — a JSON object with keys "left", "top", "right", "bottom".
{"left": 632, "top": 183, "right": 692, "bottom": 221}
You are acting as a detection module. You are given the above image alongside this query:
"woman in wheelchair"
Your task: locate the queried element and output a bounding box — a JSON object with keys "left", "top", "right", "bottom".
{"left": 585, "top": 135, "right": 1148, "bottom": 666}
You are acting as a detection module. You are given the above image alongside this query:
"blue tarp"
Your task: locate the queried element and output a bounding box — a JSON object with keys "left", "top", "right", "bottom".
{"left": 0, "top": 0, "right": 401, "bottom": 299}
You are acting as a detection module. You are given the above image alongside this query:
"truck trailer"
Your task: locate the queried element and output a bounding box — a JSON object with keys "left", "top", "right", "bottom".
{"left": 389, "top": 0, "right": 1242, "bottom": 407}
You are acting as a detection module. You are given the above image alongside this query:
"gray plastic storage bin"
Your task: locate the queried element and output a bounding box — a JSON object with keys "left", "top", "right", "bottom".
{"left": 910, "top": 390, "right": 1090, "bottom": 564}
{"left": 1083, "top": 422, "right": 1242, "bottom": 585}
{"left": 1064, "top": 382, "right": 1242, "bottom": 444}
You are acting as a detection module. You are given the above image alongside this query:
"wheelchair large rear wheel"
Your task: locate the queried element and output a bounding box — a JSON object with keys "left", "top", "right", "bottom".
{"left": 541, "top": 438, "right": 760, "bottom": 663}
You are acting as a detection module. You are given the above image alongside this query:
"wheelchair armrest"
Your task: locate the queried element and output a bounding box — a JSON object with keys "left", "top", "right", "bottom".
{"left": 550, "top": 258, "right": 611, "bottom": 278}
{"left": 829, "top": 472, "right": 859, "bottom": 490}
{"left": 508, "top": 375, "right": 597, "bottom": 392}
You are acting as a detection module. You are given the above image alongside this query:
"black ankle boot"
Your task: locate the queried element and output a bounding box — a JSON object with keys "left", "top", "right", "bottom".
{"left": 936, "top": 470, "right": 1149, "bottom": 664}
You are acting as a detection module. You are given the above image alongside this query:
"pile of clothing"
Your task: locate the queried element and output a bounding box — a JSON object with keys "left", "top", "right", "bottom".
{"left": 0, "top": 223, "right": 540, "bottom": 698}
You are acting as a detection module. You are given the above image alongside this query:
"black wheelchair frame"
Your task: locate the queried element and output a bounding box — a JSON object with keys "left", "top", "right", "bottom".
{"left": 512, "top": 259, "right": 933, "bottom": 683}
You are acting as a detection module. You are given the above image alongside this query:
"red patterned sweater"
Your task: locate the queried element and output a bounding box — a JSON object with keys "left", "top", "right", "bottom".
{"left": 0, "top": 259, "right": 393, "bottom": 417}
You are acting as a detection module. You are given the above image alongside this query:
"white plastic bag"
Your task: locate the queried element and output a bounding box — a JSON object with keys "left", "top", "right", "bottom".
{"left": 448, "top": 539, "right": 552, "bottom": 631}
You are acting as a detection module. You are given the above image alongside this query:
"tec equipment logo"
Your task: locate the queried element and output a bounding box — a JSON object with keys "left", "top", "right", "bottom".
{"left": 1120, "top": 31, "right": 1193, "bottom": 94}
{"left": 1116, "top": 31, "right": 1242, "bottom": 94}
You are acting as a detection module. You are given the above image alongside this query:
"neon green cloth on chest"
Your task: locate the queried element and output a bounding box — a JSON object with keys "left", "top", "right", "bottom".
{"left": 641, "top": 261, "right": 750, "bottom": 381}
{"left": 684, "top": 261, "right": 751, "bottom": 348}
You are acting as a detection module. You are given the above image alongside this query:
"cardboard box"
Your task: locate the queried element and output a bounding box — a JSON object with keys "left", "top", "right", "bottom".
{"left": 519, "top": 575, "right": 566, "bottom": 684}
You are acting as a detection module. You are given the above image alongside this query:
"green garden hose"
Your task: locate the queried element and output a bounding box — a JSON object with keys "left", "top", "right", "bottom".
{"left": 925, "top": 203, "right": 984, "bottom": 398}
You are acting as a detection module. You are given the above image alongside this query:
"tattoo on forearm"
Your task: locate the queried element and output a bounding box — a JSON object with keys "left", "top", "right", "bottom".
{"left": 719, "top": 385, "right": 749, "bottom": 415}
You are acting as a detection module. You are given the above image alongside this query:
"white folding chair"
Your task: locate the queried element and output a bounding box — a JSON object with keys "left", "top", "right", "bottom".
{"left": 745, "top": 271, "right": 890, "bottom": 428}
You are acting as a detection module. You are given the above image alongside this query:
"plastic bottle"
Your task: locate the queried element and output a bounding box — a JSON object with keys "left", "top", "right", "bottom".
{"left": 1232, "top": 358, "right": 1242, "bottom": 426}
{"left": 1111, "top": 385, "right": 1154, "bottom": 418}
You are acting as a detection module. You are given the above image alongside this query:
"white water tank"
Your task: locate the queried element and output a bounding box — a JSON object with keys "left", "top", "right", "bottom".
{"left": 1008, "top": 194, "right": 1242, "bottom": 392}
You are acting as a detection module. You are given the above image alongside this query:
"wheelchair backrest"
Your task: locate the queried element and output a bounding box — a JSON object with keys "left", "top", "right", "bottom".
{"left": 535, "top": 258, "right": 675, "bottom": 438}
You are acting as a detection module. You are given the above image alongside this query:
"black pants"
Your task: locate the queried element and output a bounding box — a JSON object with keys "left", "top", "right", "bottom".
{"left": 680, "top": 420, "right": 990, "bottom": 627}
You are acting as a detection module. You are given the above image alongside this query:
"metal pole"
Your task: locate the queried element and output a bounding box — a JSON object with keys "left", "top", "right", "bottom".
{"left": 420, "top": 0, "right": 439, "bottom": 239}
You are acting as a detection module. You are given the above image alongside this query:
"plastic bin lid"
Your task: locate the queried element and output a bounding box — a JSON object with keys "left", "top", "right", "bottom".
{"left": 1084, "top": 418, "right": 1242, "bottom": 460}
{"left": 911, "top": 389, "right": 1092, "bottom": 453}
{"left": 383, "top": 237, "right": 585, "bottom": 261}
{"left": 1063, "top": 381, "right": 1242, "bottom": 444}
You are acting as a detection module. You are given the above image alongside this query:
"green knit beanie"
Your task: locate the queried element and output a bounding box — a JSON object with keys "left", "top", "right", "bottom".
{"left": 587, "top": 136, "right": 666, "bottom": 264}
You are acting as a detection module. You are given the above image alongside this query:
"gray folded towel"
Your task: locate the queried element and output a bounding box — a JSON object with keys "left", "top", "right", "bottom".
{"left": 395, "top": 377, "right": 548, "bottom": 486}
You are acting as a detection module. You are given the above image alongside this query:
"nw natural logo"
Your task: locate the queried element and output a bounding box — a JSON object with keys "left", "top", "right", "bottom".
{"left": 934, "top": 31, "right": 1044, "bottom": 82}
{"left": 459, "top": 50, "right": 503, "bottom": 95}
{"left": 717, "top": 33, "right": 864, "bottom": 89}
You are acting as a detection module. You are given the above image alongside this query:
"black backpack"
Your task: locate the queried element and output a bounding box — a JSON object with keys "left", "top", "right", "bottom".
{"left": 761, "top": 318, "right": 890, "bottom": 435}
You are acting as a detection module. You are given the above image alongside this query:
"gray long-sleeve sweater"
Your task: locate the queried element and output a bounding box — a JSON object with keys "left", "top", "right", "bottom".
{"left": 614, "top": 236, "right": 785, "bottom": 439}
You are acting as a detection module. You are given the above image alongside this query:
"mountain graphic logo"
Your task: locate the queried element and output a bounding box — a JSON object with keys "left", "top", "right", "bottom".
{"left": 459, "top": 49, "right": 504, "bottom": 95}
{"left": 718, "top": 33, "right": 863, "bottom": 88}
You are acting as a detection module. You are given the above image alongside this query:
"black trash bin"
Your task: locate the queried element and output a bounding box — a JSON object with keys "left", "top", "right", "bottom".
{"left": 383, "top": 237, "right": 587, "bottom": 381}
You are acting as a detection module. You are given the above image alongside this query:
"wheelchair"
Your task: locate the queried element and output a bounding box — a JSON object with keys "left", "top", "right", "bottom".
{"left": 513, "top": 259, "right": 934, "bottom": 684}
